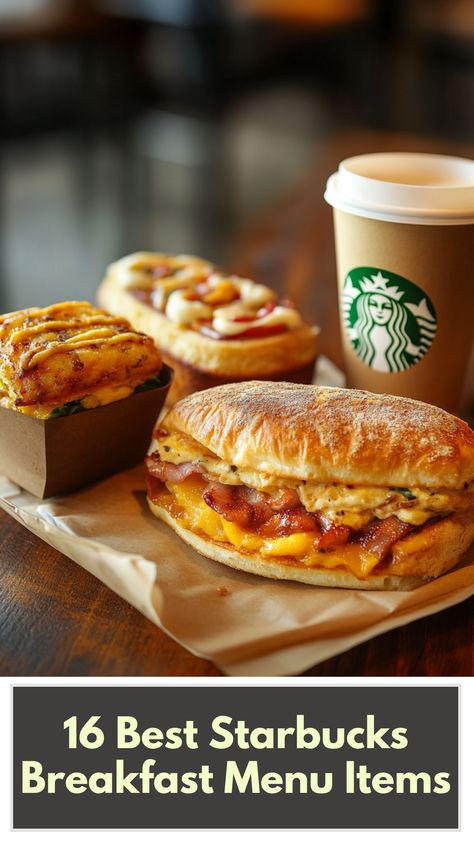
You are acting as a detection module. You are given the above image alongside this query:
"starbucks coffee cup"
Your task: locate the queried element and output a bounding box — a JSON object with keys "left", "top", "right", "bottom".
{"left": 325, "top": 152, "right": 474, "bottom": 412}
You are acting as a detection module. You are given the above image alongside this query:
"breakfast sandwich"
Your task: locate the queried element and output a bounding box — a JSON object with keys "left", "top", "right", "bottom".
{"left": 145, "top": 381, "right": 474, "bottom": 590}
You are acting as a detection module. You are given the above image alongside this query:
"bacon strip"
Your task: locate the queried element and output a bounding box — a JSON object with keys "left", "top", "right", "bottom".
{"left": 203, "top": 483, "right": 269, "bottom": 529}
{"left": 268, "top": 488, "right": 301, "bottom": 512}
{"left": 203, "top": 483, "right": 305, "bottom": 531}
{"left": 145, "top": 453, "right": 204, "bottom": 484}
{"left": 146, "top": 458, "right": 415, "bottom": 559}
{"left": 357, "top": 516, "right": 413, "bottom": 559}
{"left": 319, "top": 524, "right": 351, "bottom": 550}
{"left": 258, "top": 508, "right": 320, "bottom": 538}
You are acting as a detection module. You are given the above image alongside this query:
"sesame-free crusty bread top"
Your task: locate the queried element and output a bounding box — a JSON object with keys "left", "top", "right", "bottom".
{"left": 163, "top": 381, "right": 474, "bottom": 490}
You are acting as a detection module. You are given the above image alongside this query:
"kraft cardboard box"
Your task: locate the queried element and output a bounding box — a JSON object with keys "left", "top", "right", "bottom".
{"left": 0, "top": 364, "right": 172, "bottom": 498}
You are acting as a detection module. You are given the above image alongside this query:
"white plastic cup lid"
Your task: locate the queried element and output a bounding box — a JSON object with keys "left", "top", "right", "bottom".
{"left": 324, "top": 152, "right": 474, "bottom": 225}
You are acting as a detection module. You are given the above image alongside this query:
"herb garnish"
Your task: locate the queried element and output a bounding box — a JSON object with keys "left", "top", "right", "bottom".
{"left": 390, "top": 487, "right": 417, "bottom": 501}
{"left": 133, "top": 374, "right": 164, "bottom": 393}
{"left": 49, "top": 400, "right": 85, "bottom": 418}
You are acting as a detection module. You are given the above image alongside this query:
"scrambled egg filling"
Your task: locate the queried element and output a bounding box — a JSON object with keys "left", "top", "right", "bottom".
{"left": 0, "top": 383, "right": 135, "bottom": 418}
{"left": 155, "top": 431, "right": 469, "bottom": 529}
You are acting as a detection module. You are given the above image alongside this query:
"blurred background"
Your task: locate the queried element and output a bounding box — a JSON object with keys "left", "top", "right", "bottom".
{"left": 0, "top": 0, "right": 473, "bottom": 328}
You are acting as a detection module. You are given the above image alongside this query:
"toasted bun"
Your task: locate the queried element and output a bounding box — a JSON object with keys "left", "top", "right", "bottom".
{"left": 163, "top": 381, "right": 474, "bottom": 489}
{"left": 147, "top": 499, "right": 473, "bottom": 589}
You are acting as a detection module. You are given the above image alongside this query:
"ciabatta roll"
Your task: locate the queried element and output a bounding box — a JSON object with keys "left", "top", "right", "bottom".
{"left": 145, "top": 382, "right": 474, "bottom": 590}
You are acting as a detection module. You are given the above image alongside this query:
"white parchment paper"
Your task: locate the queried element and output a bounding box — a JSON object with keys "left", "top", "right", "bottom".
{"left": 0, "top": 465, "right": 472, "bottom": 677}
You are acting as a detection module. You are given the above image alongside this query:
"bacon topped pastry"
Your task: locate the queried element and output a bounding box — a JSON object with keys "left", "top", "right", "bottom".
{"left": 97, "top": 252, "right": 318, "bottom": 404}
{"left": 145, "top": 381, "right": 474, "bottom": 590}
{"left": 0, "top": 301, "right": 163, "bottom": 418}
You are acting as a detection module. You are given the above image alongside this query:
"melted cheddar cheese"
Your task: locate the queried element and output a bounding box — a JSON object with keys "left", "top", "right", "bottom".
{"left": 156, "top": 476, "right": 381, "bottom": 580}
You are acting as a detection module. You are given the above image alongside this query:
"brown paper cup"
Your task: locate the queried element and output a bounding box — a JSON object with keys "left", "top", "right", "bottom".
{"left": 325, "top": 153, "right": 474, "bottom": 412}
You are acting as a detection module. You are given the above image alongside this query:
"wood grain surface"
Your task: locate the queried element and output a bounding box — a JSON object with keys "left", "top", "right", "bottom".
{"left": 0, "top": 129, "right": 472, "bottom": 677}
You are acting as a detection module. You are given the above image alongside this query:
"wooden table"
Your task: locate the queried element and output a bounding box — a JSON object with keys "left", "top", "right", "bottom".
{"left": 1, "top": 130, "right": 472, "bottom": 677}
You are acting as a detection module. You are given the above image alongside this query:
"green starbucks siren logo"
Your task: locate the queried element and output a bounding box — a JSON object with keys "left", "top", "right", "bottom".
{"left": 342, "top": 267, "right": 437, "bottom": 373}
